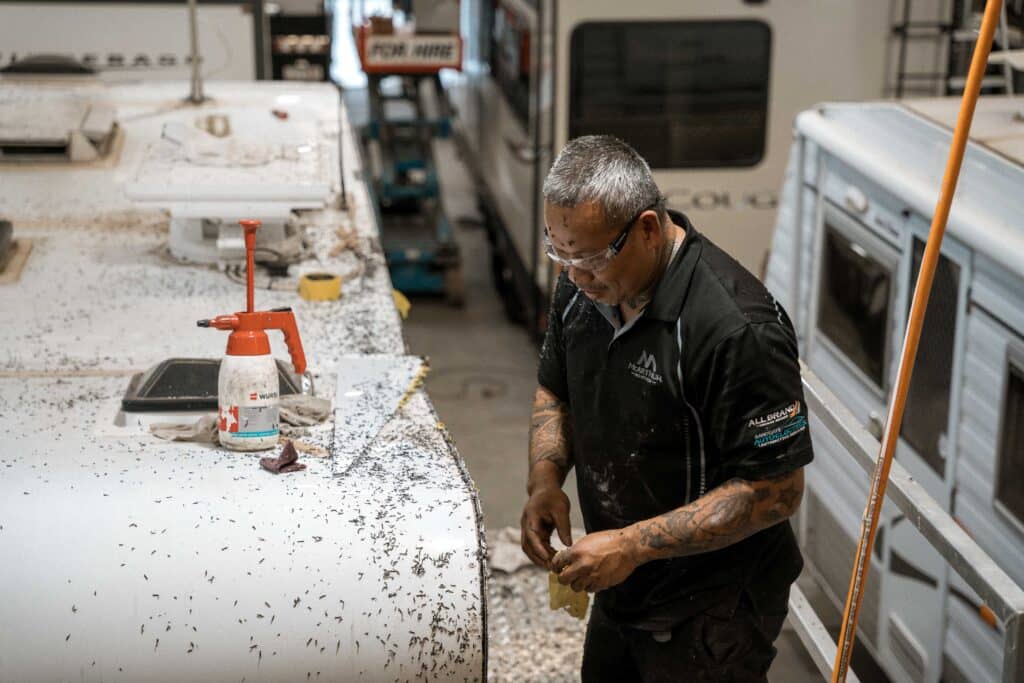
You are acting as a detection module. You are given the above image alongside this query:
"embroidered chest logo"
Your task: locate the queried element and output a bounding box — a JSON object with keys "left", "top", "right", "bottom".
{"left": 629, "top": 350, "right": 664, "bottom": 385}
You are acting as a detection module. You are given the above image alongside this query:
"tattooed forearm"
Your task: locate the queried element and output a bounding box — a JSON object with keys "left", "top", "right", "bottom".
{"left": 628, "top": 469, "right": 804, "bottom": 563}
{"left": 528, "top": 385, "right": 573, "bottom": 479}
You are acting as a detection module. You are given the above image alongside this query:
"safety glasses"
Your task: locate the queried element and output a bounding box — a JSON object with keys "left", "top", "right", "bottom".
{"left": 543, "top": 203, "right": 656, "bottom": 273}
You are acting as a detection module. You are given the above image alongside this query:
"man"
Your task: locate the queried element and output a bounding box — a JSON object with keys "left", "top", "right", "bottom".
{"left": 521, "top": 136, "right": 812, "bottom": 682}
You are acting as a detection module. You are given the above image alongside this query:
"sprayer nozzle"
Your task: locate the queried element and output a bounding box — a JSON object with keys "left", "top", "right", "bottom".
{"left": 196, "top": 319, "right": 211, "bottom": 328}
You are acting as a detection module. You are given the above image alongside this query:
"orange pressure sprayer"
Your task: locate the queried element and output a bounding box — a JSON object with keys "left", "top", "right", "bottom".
{"left": 198, "top": 219, "right": 307, "bottom": 451}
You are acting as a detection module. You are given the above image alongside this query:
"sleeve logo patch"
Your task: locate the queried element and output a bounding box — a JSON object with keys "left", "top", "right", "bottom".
{"left": 747, "top": 401, "right": 802, "bottom": 429}
{"left": 754, "top": 415, "right": 808, "bottom": 448}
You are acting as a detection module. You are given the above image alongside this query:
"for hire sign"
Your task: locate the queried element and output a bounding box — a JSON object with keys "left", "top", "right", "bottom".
{"left": 363, "top": 35, "right": 461, "bottom": 70}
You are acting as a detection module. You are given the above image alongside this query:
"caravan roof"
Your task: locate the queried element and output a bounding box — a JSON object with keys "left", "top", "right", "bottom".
{"left": 795, "top": 97, "right": 1024, "bottom": 281}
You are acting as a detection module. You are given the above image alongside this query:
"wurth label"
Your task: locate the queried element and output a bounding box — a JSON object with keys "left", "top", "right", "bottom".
{"left": 219, "top": 405, "right": 279, "bottom": 438}
{"left": 248, "top": 391, "right": 278, "bottom": 401}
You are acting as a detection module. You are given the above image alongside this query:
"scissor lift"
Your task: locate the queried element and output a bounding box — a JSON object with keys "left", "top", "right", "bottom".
{"left": 354, "top": 12, "right": 464, "bottom": 304}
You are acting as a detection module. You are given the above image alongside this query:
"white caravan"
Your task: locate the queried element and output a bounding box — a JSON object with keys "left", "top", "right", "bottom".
{"left": 0, "top": 79, "right": 485, "bottom": 681}
{"left": 0, "top": 0, "right": 267, "bottom": 80}
{"left": 447, "top": 0, "right": 894, "bottom": 332}
{"left": 766, "top": 96, "right": 1024, "bottom": 683}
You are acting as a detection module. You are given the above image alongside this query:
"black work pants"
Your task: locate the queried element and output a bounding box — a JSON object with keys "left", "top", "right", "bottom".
{"left": 581, "top": 598, "right": 786, "bottom": 683}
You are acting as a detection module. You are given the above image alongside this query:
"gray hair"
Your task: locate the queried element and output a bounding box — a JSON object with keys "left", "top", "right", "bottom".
{"left": 542, "top": 135, "right": 666, "bottom": 226}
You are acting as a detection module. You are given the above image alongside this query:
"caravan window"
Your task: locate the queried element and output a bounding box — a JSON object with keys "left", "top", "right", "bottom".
{"left": 569, "top": 21, "right": 771, "bottom": 169}
{"left": 996, "top": 362, "right": 1024, "bottom": 526}
{"left": 901, "top": 238, "right": 961, "bottom": 477}
{"left": 817, "top": 223, "right": 892, "bottom": 389}
{"left": 490, "top": 1, "right": 532, "bottom": 127}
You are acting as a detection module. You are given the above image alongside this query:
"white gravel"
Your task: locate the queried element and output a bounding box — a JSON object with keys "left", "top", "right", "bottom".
{"left": 487, "top": 566, "right": 587, "bottom": 682}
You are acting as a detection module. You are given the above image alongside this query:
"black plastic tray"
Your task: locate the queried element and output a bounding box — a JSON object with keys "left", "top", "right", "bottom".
{"left": 121, "top": 357, "right": 300, "bottom": 412}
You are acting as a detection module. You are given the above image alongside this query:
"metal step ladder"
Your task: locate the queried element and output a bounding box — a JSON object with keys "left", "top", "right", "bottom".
{"left": 988, "top": 0, "right": 1024, "bottom": 95}
{"left": 361, "top": 73, "right": 464, "bottom": 304}
{"left": 891, "top": 0, "right": 956, "bottom": 97}
{"left": 947, "top": 0, "right": 1019, "bottom": 94}
{"left": 892, "top": 0, "right": 1020, "bottom": 97}
{"left": 349, "top": 1, "right": 465, "bottom": 304}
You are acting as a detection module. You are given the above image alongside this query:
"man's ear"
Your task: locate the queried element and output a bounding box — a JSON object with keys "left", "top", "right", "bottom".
{"left": 638, "top": 210, "right": 664, "bottom": 247}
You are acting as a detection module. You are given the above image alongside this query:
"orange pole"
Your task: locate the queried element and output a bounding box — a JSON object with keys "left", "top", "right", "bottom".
{"left": 830, "top": 1, "right": 1004, "bottom": 680}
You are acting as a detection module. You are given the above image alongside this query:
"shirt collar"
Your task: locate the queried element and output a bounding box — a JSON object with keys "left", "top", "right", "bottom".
{"left": 645, "top": 210, "right": 703, "bottom": 322}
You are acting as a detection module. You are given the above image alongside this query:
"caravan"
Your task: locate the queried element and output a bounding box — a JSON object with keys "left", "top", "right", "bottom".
{"left": 447, "top": 0, "right": 894, "bottom": 332}
{"left": 766, "top": 96, "right": 1024, "bottom": 683}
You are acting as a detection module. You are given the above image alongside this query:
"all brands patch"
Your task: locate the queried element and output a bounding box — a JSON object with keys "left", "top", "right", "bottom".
{"left": 747, "top": 401, "right": 801, "bottom": 429}
{"left": 753, "top": 415, "right": 808, "bottom": 449}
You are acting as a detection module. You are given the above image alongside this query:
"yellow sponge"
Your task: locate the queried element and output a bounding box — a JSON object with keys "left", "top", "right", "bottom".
{"left": 549, "top": 571, "right": 589, "bottom": 620}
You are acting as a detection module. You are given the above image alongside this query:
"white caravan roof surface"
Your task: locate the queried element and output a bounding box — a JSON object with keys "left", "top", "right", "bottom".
{"left": 795, "top": 97, "right": 1024, "bottom": 280}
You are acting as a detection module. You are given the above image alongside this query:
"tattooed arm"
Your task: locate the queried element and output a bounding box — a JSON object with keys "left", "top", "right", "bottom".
{"left": 521, "top": 385, "right": 575, "bottom": 568}
{"left": 629, "top": 469, "right": 804, "bottom": 562}
{"left": 551, "top": 469, "right": 804, "bottom": 592}
{"left": 527, "top": 385, "right": 573, "bottom": 490}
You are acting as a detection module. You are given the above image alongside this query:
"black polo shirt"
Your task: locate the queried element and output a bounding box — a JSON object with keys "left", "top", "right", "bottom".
{"left": 537, "top": 211, "right": 813, "bottom": 629}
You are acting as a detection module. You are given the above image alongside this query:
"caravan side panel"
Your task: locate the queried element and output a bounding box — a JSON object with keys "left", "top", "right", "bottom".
{"left": 948, "top": 255, "right": 1024, "bottom": 683}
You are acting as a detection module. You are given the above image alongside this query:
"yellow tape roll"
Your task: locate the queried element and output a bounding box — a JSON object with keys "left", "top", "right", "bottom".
{"left": 299, "top": 272, "right": 342, "bottom": 301}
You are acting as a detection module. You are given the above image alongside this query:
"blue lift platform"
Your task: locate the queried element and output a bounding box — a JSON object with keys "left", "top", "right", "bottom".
{"left": 357, "top": 67, "right": 464, "bottom": 304}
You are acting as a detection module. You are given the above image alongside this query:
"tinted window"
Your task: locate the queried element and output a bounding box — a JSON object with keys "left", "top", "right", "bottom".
{"left": 817, "top": 224, "right": 892, "bottom": 388}
{"left": 997, "top": 363, "right": 1024, "bottom": 526}
{"left": 902, "top": 238, "right": 960, "bottom": 477}
{"left": 569, "top": 21, "right": 771, "bottom": 169}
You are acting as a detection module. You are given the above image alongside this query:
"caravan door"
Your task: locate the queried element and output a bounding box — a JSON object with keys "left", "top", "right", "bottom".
{"left": 551, "top": 1, "right": 889, "bottom": 278}
{"left": 878, "top": 216, "right": 972, "bottom": 683}
{"left": 806, "top": 192, "right": 964, "bottom": 683}
{"left": 893, "top": 217, "right": 970, "bottom": 508}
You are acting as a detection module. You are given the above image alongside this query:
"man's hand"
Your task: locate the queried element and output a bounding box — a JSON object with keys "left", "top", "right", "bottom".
{"left": 550, "top": 529, "right": 640, "bottom": 593}
{"left": 520, "top": 485, "right": 573, "bottom": 568}
{"left": 546, "top": 469, "right": 804, "bottom": 592}
{"left": 523, "top": 385, "right": 574, "bottom": 568}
